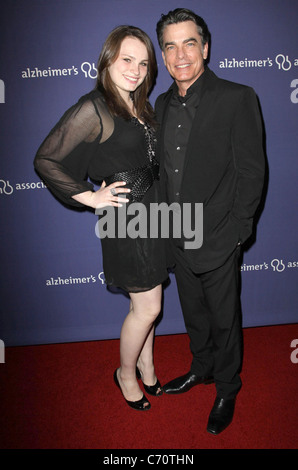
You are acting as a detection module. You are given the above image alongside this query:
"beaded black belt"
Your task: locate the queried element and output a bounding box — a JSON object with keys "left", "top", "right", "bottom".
{"left": 104, "top": 159, "right": 159, "bottom": 203}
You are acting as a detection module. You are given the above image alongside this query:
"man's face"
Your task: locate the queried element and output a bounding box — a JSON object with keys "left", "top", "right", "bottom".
{"left": 161, "top": 21, "right": 208, "bottom": 94}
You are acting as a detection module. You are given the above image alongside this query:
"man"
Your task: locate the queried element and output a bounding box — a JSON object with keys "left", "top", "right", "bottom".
{"left": 155, "top": 8, "right": 265, "bottom": 434}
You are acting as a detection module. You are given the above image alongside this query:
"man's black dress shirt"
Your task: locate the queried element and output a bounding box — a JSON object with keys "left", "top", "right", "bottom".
{"left": 164, "top": 73, "right": 204, "bottom": 205}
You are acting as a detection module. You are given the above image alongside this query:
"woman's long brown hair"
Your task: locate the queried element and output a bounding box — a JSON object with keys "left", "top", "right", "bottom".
{"left": 95, "top": 25, "right": 157, "bottom": 126}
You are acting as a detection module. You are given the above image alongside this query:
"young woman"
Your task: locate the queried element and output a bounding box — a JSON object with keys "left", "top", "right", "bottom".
{"left": 34, "top": 26, "right": 168, "bottom": 411}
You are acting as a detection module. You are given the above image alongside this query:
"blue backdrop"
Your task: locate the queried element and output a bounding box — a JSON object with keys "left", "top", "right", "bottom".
{"left": 0, "top": 0, "right": 297, "bottom": 346}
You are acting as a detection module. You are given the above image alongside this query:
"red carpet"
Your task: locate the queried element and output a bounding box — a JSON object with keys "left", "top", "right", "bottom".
{"left": 0, "top": 324, "right": 297, "bottom": 450}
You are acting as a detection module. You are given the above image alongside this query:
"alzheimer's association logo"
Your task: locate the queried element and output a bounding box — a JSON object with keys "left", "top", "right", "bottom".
{"left": 271, "top": 259, "right": 286, "bottom": 272}
{"left": 0, "top": 180, "right": 13, "bottom": 195}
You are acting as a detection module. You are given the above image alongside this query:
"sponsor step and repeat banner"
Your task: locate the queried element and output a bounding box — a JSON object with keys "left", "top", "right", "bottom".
{"left": 0, "top": 0, "right": 297, "bottom": 346}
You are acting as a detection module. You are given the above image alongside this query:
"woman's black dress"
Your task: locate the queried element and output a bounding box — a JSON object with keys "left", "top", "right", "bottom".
{"left": 34, "top": 89, "right": 168, "bottom": 292}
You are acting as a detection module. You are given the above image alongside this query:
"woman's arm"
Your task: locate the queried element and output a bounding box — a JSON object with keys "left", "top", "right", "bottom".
{"left": 34, "top": 98, "right": 101, "bottom": 207}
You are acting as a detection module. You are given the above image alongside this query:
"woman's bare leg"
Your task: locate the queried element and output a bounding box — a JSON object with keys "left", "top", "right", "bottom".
{"left": 137, "top": 326, "right": 159, "bottom": 386}
{"left": 116, "top": 284, "right": 162, "bottom": 404}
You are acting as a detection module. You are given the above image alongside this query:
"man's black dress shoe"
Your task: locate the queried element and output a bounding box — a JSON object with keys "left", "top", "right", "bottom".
{"left": 162, "top": 371, "right": 214, "bottom": 394}
{"left": 207, "top": 396, "right": 236, "bottom": 435}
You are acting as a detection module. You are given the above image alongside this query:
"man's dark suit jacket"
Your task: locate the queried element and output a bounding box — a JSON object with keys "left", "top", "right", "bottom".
{"left": 155, "top": 67, "right": 265, "bottom": 273}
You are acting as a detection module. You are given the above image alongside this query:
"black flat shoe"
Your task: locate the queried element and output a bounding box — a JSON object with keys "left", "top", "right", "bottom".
{"left": 136, "top": 367, "right": 163, "bottom": 396}
{"left": 207, "top": 396, "right": 236, "bottom": 435}
{"left": 114, "top": 369, "right": 151, "bottom": 411}
{"left": 162, "top": 371, "right": 214, "bottom": 394}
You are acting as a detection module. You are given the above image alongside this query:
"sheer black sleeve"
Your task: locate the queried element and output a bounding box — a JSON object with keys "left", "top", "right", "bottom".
{"left": 34, "top": 94, "right": 103, "bottom": 207}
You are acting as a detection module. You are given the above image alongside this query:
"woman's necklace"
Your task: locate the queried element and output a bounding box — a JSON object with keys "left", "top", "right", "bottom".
{"left": 131, "top": 117, "right": 156, "bottom": 163}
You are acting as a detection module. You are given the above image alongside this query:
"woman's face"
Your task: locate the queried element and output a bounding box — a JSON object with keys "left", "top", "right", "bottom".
{"left": 108, "top": 36, "right": 149, "bottom": 100}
